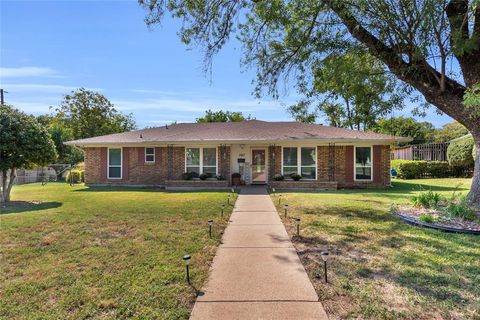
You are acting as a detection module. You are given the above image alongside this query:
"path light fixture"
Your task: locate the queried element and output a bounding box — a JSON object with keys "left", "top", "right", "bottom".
{"left": 227, "top": 194, "right": 231, "bottom": 205}
{"left": 221, "top": 204, "right": 225, "bottom": 218}
{"left": 231, "top": 188, "right": 235, "bottom": 194}
{"left": 321, "top": 251, "right": 330, "bottom": 283}
{"left": 295, "top": 217, "right": 301, "bottom": 235}
{"left": 278, "top": 194, "right": 282, "bottom": 205}
{"left": 183, "top": 255, "right": 191, "bottom": 283}
{"left": 208, "top": 219, "right": 213, "bottom": 238}
{"left": 284, "top": 204, "right": 288, "bottom": 218}
{"left": 272, "top": 188, "right": 276, "bottom": 195}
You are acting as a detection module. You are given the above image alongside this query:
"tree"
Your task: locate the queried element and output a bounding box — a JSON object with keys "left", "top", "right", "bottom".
{"left": 140, "top": 0, "right": 480, "bottom": 206}
{"left": 55, "top": 88, "right": 137, "bottom": 139}
{"left": 289, "top": 51, "right": 406, "bottom": 130}
{"left": 372, "top": 117, "right": 436, "bottom": 145}
{"left": 433, "top": 121, "right": 469, "bottom": 142}
{"left": 0, "top": 105, "right": 57, "bottom": 203}
{"left": 196, "top": 109, "right": 251, "bottom": 123}
{"left": 447, "top": 134, "right": 475, "bottom": 167}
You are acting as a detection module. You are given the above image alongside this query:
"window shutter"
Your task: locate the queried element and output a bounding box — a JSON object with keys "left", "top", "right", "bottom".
{"left": 345, "top": 146, "right": 354, "bottom": 182}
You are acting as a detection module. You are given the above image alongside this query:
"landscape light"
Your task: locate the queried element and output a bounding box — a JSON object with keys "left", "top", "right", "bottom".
{"left": 208, "top": 219, "right": 213, "bottom": 238}
{"left": 278, "top": 194, "right": 282, "bottom": 205}
{"left": 272, "top": 188, "right": 276, "bottom": 195}
{"left": 295, "top": 217, "right": 301, "bottom": 235}
{"left": 231, "top": 188, "right": 235, "bottom": 194}
{"left": 321, "top": 251, "right": 330, "bottom": 283}
{"left": 221, "top": 204, "right": 225, "bottom": 218}
{"left": 284, "top": 204, "right": 288, "bottom": 218}
{"left": 227, "top": 194, "right": 231, "bottom": 205}
{"left": 183, "top": 255, "right": 191, "bottom": 283}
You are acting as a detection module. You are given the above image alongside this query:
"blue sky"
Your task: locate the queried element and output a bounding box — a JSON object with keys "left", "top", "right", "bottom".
{"left": 1, "top": 0, "right": 452, "bottom": 128}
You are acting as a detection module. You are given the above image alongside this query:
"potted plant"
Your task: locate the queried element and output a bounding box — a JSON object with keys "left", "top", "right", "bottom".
{"left": 290, "top": 173, "right": 302, "bottom": 181}
{"left": 199, "top": 173, "right": 208, "bottom": 180}
{"left": 273, "top": 174, "right": 285, "bottom": 181}
{"left": 231, "top": 172, "right": 241, "bottom": 186}
{"left": 216, "top": 174, "right": 226, "bottom": 181}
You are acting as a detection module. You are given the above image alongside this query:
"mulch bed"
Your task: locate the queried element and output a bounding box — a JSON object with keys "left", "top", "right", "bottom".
{"left": 396, "top": 206, "right": 480, "bottom": 233}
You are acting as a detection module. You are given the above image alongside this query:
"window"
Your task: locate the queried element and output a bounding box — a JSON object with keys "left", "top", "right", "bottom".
{"left": 282, "top": 147, "right": 316, "bottom": 179}
{"left": 283, "top": 147, "right": 298, "bottom": 177}
{"left": 301, "top": 147, "right": 316, "bottom": 179}
{"left": 186, "top": 147, "right": 217, "bottom": 177}
{"left": 355, "top": 146, "right": 372, "bottom": 180}
{"left": 145, "top": 147, "right": 155, "bottom": 163}
{"left": 108, "top": 148, "right": 122, "bottom": 179}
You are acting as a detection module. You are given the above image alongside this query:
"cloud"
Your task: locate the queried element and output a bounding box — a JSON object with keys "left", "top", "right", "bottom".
{"left": 0, "top": 66, "right": 59, "bottom": 78}
{"left": 2, "top": 84, "right": 102, "bottom": 94}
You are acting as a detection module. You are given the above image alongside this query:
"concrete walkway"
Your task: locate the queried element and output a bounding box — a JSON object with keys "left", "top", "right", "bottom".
{"left": 190, "top": 187, "right": 328, "bottom": 320}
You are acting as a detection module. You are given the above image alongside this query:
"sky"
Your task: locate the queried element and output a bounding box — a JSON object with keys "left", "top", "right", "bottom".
{"left": 1, "top": 0, "right": 452, "bottom": 128}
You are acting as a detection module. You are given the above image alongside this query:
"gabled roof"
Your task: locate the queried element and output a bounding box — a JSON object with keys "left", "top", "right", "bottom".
{"left": 65, "top": 120, "right": 411, "bottom": 146}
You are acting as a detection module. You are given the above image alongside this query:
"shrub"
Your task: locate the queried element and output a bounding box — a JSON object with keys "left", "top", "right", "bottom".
{"left": 65, "top": 170, "right": 84, "bottom": 183}
{"left": 216, "top": 175, "right": 226, "bottom": 181}
{"left": 290, "top": 173, "right": 302, "bottom": 181}
{"left": 447, "top": 135, "right": 474, "bottom": 168}
{"left": 199, "top": 173, "right": 208, "bottom": 180}
{"left": 419, "top": 213, "right": 435, "bottom": 223}
{"left": 273, "top": 174, "right": 284, "bottom": 181}
{"left": 391, "top": 160, "right": 428, "bottom": 179}
{"left": 411, "top": 190, "right": 442, "bottom": 208}
{"left": 427, "top": 161, "right": 451, "bottom": 178}
{"left": 444, "top": 194, "right": 477, "bottom": 221}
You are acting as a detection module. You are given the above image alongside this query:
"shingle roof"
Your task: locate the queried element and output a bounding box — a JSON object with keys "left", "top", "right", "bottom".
{"left": 65, "top": 120, "right": 411, "bottom": 146}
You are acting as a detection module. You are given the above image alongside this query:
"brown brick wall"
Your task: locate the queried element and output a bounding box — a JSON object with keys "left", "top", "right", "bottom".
{"left": 84, "top": 144, "right": 391, "bottom": 188}
{"left": 218, "top": 146, "right": 231, "bottom": 181}
{"left": 268, "top": 146, "right": 282, "bottom": 180}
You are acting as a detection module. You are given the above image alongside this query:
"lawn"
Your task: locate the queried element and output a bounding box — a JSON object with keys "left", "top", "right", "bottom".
{"left": 274, "top": 178, "right": 479, "bottom": 320}
{"left": 0, "top": 183, "right": 235, "bottom": 320}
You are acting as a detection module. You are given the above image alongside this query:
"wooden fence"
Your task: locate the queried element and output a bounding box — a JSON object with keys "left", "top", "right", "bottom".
{"left": 393, "top": 142, "right": 449, "bottom": 161}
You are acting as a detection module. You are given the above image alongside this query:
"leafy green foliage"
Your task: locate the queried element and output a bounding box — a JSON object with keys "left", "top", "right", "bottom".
{"left": 433, "top": 121, "right": 469, "bottom": 143}
{"left": 273, "top": 174, "right": 285, "bottom": 181}
{"left": 196, "top": 109, "right": 251, "bottom": 123}
{"left": 289, "top": 51, "right": 406, "bottom": 130}
{"left": 419, "top": 213, "right": 436, "bottom": 223}
{"left": 290, "top": 173, "right": 302, "bottom": 181}
{"left": 54, "top": 88, "right": 136, "bottom": 139}
{"left": 0, "top": 105, "right": 57, "bottom": 202}
{"left": 391, "top": 160, "right": 464, "bottom": 179}
{"left": 412, "top": 190, "right": 442, "bottom": 208}
{"left": 65, "top": 170, "right": 85, "bottom": 184}
{"left": 447, "top": 135, "right": 474, "bottom": 167}
{"left": 0, "top": 105, "right": 57, "bottom": 171}
{"left": 445, "top": 194, "right": 477, "bottom": 221}
{"left": 371, "top": 117, "right": 436, "bottom": 145}
{"left": 47, "top": 122, "right": 84, "bottom": 165}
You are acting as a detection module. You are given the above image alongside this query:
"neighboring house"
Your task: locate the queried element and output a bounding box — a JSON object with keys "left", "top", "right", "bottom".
{"left": 16, "top": 167, "right": 57, "bottom": 184}
{"left": 66, "top": 120, "right": 409, "bottom": 190}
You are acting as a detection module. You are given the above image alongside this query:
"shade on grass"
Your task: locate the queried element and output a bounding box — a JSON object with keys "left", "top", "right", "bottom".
{"left": 274, "top": 178, "right": 479, "bottom": 319}
{"left": 0, "top": 183, "right": 234, "bottom": 319}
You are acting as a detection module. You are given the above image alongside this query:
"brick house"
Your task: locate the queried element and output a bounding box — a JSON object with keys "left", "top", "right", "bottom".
{"left": 66, "top": 120, "right": 409, "bottom": 190}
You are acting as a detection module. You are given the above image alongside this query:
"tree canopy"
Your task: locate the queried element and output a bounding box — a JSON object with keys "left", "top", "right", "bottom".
{"left": 140, "top": 0, "right": 480, "bottom": 206}
{"left": 196, "top": 109, "right": 251, "bottom": 123}
{"left": 433, "top": 121, "right": 470, "bottom": 142}
{"left": 0, "top": 105, "right": 57, "bottom": 203}
{"left": 55, "top": 88, "right": 137, "bottom": 140}
{"left": 371, "top": 117, "right": 436, "bottom": 145}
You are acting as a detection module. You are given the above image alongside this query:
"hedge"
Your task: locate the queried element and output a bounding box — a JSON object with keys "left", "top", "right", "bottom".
{"left": 391, "top": 160, "right": 456, "bottom": 179}
{"left": 65, "top": 169, "right": 85, "bottom": 183}
{"left": 447, "top": 135, "right": 474, "bottom": 167}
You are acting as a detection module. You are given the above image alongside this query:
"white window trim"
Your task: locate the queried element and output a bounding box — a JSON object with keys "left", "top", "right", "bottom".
{"left": 107, "top": 147, "right": 122, "bottom": 180}
{"left": 354, "top": 145, "right": 373, "bottom": 181}
{"left": 185, "top": 147, "right": 218, "bottom": 176}
{"left": 281, "top": 147, "right": 317, "bottom": 180}
{"left": 145, "top": 147, "right": 155, "bottom": 163}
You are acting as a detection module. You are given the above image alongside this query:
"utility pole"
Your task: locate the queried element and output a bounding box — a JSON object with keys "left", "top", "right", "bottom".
{"left": 0, "top": 89, "right": 6, "bottom": 105}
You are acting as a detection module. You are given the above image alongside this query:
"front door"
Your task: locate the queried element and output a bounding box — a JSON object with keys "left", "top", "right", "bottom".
{"left": 251, "top": 149, "right": 266, "bottom": 183}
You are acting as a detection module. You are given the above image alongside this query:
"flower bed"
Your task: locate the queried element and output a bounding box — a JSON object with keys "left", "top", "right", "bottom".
{"left": 394, "top": 205, "right": 480, "bottom": 234}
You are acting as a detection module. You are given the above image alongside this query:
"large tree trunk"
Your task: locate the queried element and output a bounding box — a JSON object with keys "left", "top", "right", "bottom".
{"left": 471, "top": 135, "right": 480, "bottom": 208}
{"left": 1, "top": 168, "right": 16, "bottom": 203}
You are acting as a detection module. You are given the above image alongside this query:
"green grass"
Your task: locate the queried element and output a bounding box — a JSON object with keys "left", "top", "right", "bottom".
{"left": 0, "top": 183, "right": 235, "bottom": 319}
{"left": 274, "top": 178, "right": 480, "bottom": 320}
